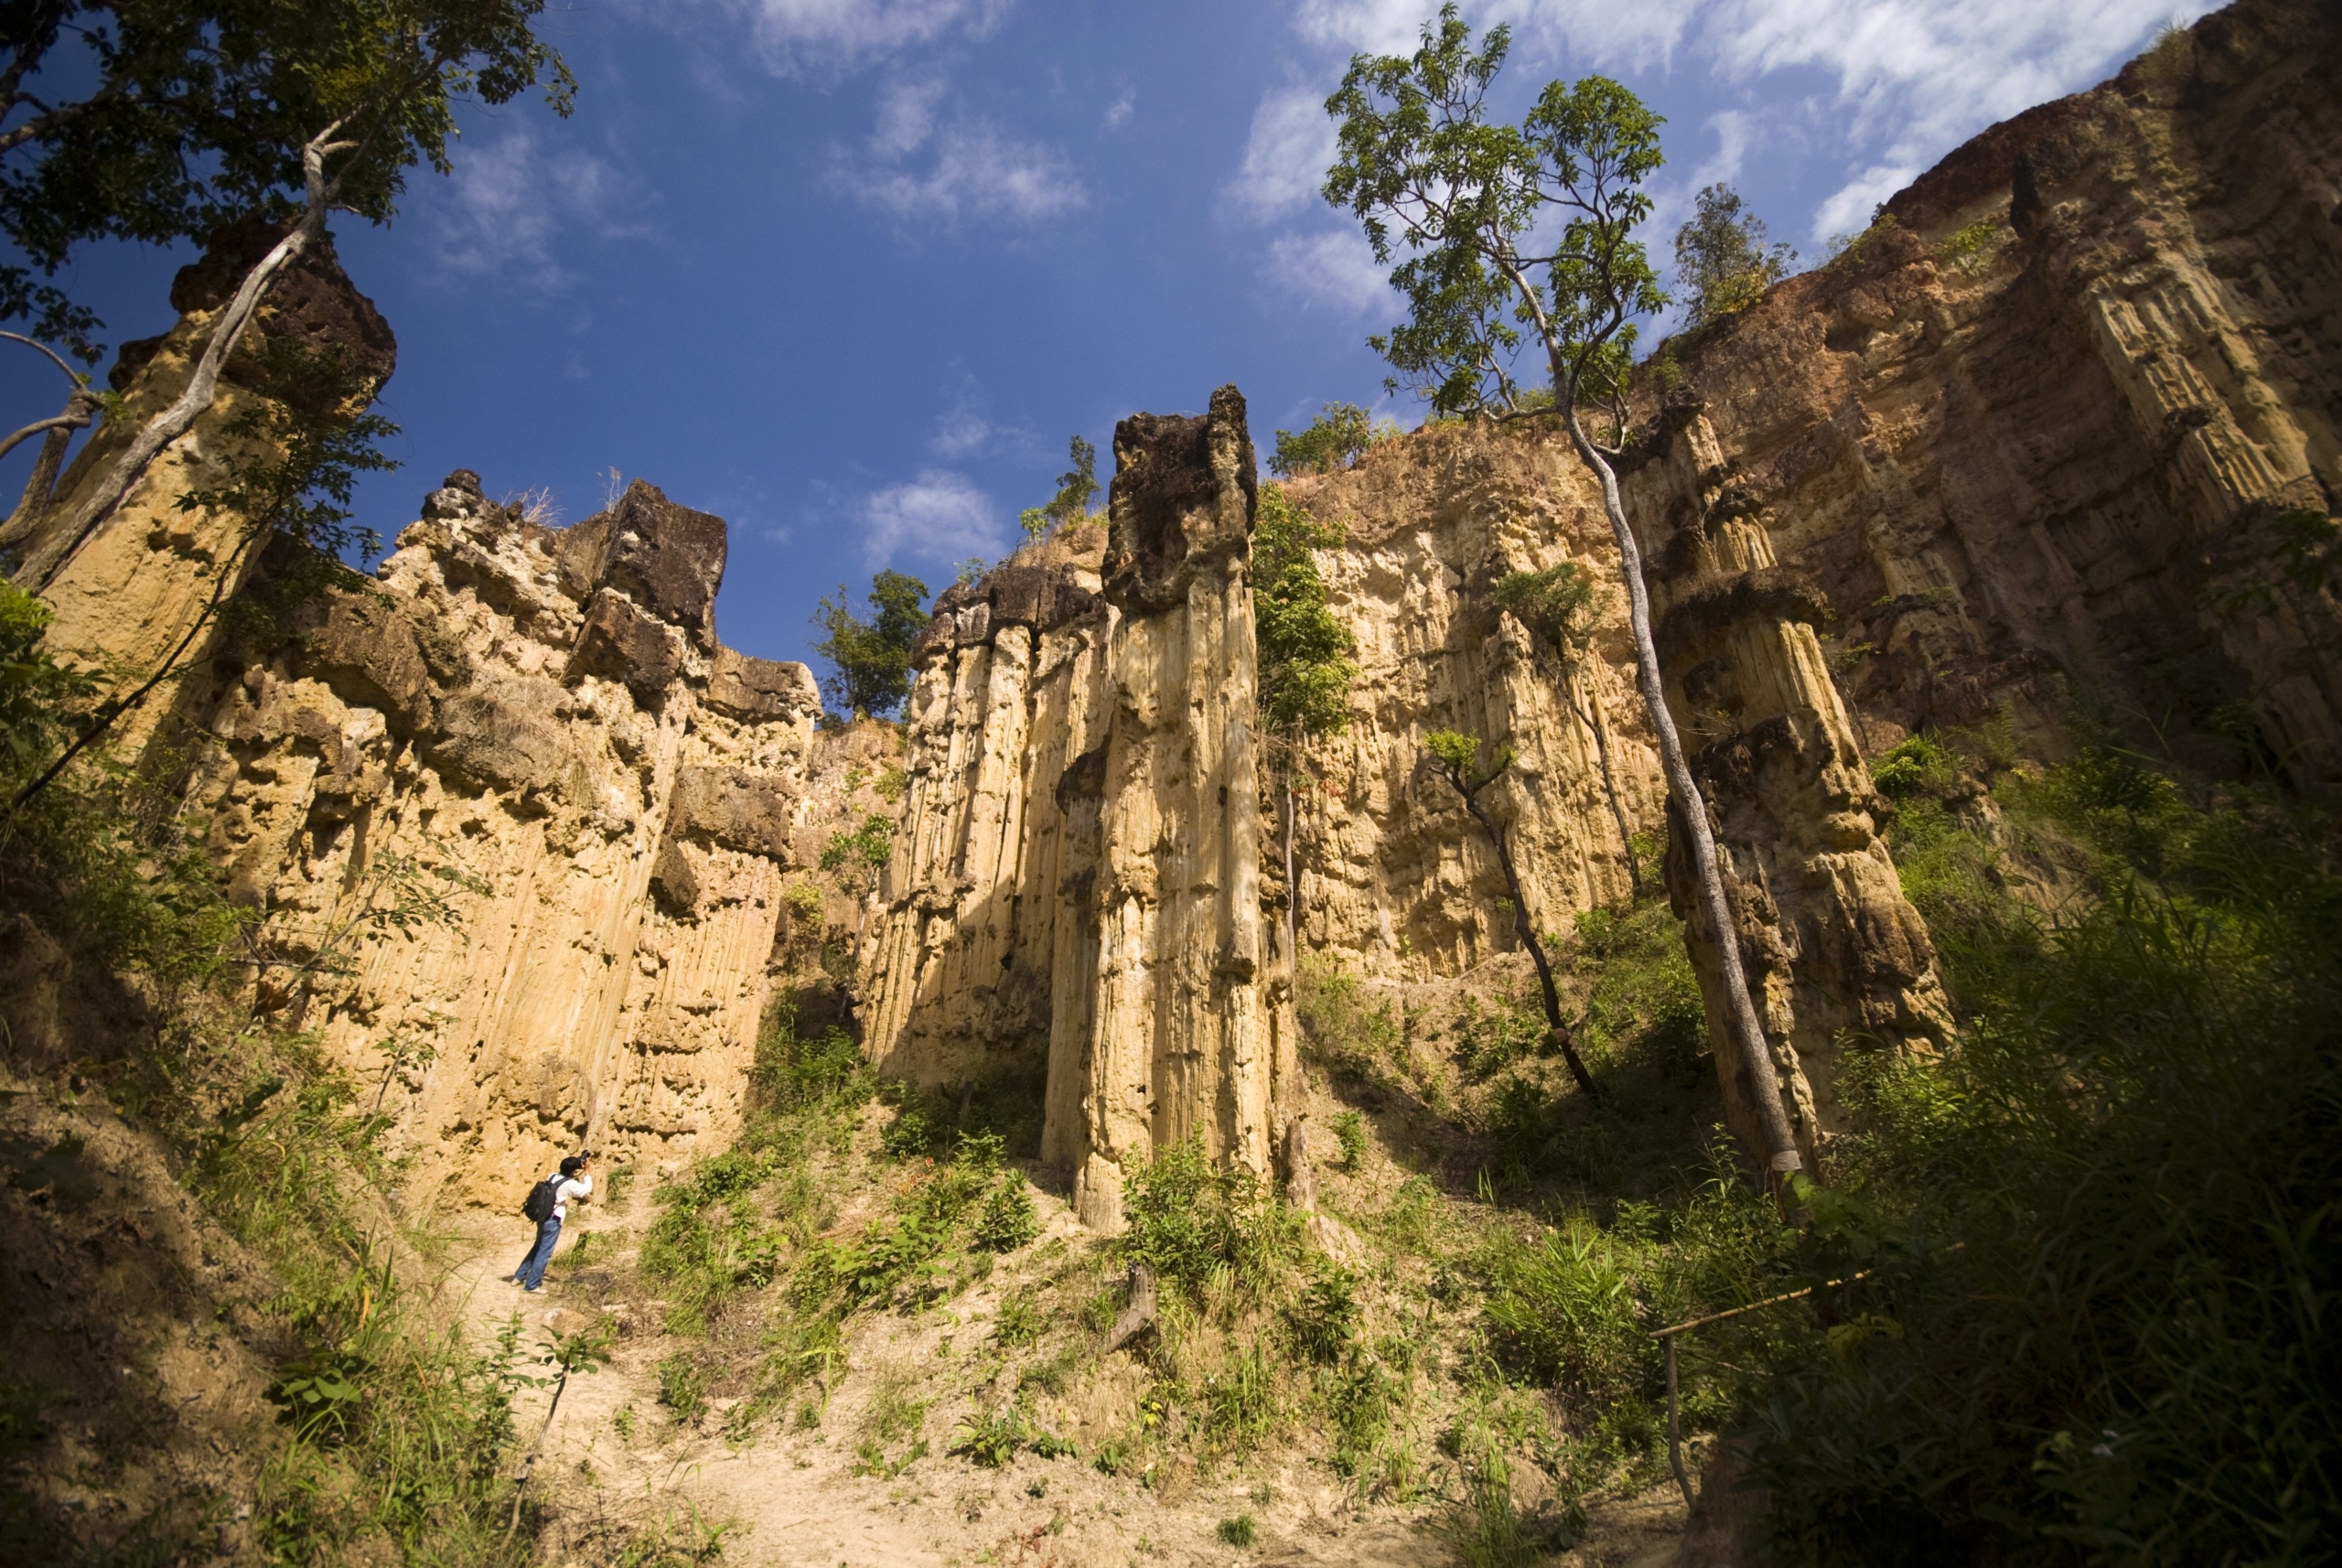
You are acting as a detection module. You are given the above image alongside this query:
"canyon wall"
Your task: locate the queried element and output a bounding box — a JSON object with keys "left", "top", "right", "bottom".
{"left": 1641, "top": 0, "right": 2340, "bottom": 793}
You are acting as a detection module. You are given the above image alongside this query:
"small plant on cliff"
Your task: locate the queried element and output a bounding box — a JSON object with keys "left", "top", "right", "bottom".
{"left": 1672, "top": 183, "right": 1796, "bottom": 328}
{"left": 1327, "top": 11, "right": 1807, "bottom": 1194}
{"left": 811, "top": 570, "right": 929, "bottom": 721}
{"left": 1422, "top": 731, "right": 1603, "bottom": 1101}
{"left": 1269, "top": 402, "right": 1399, "bottom": 477}
{"left": 1019, "top": 435, "right": 1101, "bottom": 539}
{"left": 1255, "top": 484, "right": 1359, "bottom": 955}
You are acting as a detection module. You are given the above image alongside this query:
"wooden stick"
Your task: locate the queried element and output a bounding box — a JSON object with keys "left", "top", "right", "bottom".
{"left": 1664, "top": 1335, "right": 1692, "bottom": 1510}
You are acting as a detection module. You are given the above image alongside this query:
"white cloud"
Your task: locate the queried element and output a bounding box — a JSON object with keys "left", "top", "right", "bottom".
{"left": 930, "top": 403, "right": 997, "bottom": 458}
{"left": 1812, "top": 161, "right": 1916, "bottom": 242}
{"left": 429, "top": 124, "right": 626, "bottom": 287}
{"left": 861, "top": 470, "right": 1009, "bottom": 566}
{"left": 721, "top": 0, "right": 1013, "bottom": 74}
{"left": 1223, "top": 85, "right": 1336, "bottom": 223}
{"left": 1101, "top": 86, "right": 1136, "bottom": 132}
{"left": 872, "top": 75, "right": 947, "bottom": 157}
{"left": 1294, "top": 0, "right": 1704, "bottom": 71}
{"left": 1265, "top": 229, "right": 1394, "bottom": 316}
{"left": 844, "top": 97, "right": 1087, "bottom": 225}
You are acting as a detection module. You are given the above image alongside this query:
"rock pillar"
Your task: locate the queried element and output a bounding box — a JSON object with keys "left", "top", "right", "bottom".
{"left": 1066, "top": 385, "right": 1295, "bottom": 1230}
{"left": 1626, "top": 400, "right": 1952, "bottom": 1172}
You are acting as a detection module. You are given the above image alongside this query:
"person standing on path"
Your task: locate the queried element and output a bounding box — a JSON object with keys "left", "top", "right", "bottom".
{"left": 511, "top": 1154, "right": 592, "bottom": 1293}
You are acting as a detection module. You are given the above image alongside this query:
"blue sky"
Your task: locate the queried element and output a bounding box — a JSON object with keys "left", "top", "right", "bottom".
{"left": 3, "top": 0, "right": 2209, "bottom": 674}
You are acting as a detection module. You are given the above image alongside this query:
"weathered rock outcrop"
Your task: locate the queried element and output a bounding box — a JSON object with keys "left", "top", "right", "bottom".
{"left": 862, "top": 388, "right": 1298, "bottom": 1229}
{"left": 167, "top": 468, "right": 829, "bottom": 1201}
{"left": 8, "top": 219, "right": 398, "bottom": 762}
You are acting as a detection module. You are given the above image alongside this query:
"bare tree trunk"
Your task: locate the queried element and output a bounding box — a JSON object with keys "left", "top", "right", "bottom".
{"left": 1563, "top": 412, "right": 1805, "bottom": 1193}
{"left": 13, "top": 118, "right": 355, "bottom": 592}
{"left": 0, "top": 392, "right": 96, "bottom": 547}
{"left": 1445, "top": 772, "right": 1602, "bottom": 1102}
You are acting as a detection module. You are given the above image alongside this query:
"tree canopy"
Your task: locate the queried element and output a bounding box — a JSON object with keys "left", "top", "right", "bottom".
{"left": 1018, "top": 435, "right": 1099, "bottom": 540}
{"left": 1324, "top": 3, "right": 1666, "bottom": 425}
{"left": 1253, "top": 484, "right": 1356, "bottom": 739}
{"left": 1672, "top": 183, "right": 1796, "bottom": 328}
{"left": 811, "top": 570, "right": 929, "bottom": 721}
{"left": 1269, "top": 402, "right": 1399, "bottom": 478}
{"left": 0, "top": 0, "right": 575, "bottom": 361}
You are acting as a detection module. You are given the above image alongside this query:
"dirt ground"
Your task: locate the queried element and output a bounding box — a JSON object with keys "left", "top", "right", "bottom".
{"left": 466, "top": 1184, "right": 1693, "bottom": 1568}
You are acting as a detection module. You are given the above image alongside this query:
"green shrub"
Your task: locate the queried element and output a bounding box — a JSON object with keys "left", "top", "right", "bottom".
{"left": 1286, "top": 1266, "right": 1360, "bottom": 1363}
{"left": 1119, "top": 1136, "right": 1295, "bottom": 1301}
{"left": 1869, "top": 734, "right": 1958, "bottom": 798}
{"left": 1217, "top": 1513, "right": 1258, "bottom": 1547}
{"left": 1329, "top": 1108, "right": 1367, "bottom": 1168}
{"left": 1744, "top": 753, "right": 2342, "bottom": 1563}
{"left": 880, "top": 1105, "right": 934, "bottom": 1158}
{"left": 972, "top": 1173, "right": 1040, "bottom": 1253}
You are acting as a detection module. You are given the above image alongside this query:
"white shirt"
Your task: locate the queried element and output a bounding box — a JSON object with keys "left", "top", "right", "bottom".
{"left": 547, "top": 1172, "right": 591, "bottom": 1222}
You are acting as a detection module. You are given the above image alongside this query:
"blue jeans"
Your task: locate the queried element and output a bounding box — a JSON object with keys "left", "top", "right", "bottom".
{"left": 513, "top": 1216, "right": 562, "bottom": 1289}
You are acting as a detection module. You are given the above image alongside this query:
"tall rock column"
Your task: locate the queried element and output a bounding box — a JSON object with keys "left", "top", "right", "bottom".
{"left": 1625, "top": 400, "right": 1952, "bottom": 1172}
{"left": 1066, "top": 385, "right": 1295, "bottom": 1230}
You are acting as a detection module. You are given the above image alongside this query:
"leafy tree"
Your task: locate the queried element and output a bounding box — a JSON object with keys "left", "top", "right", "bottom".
{"left": 1493, "top": 563, "right": 1639, "bottom": 893}
{"left": 1253, "top": 483, "right": 1357, "bottom": 955}
{"left": 1269, "top": 402, "right": 1398, "bottom": 478}
{"left": 811, "top": 571, "right": 929, "bottom": 721}
{"left": 1671, "top": 183, "right": 1795, "bottom": 328}
{"left": 8, "top": 0, "right": 574, "bottom": 593}
{"left": 1421, "top": 729, "right": 1599, "bottom": 1101}
{"left": 1017, "top": 435, "right": 1099, "bottom": 540}
{"left": 0, "top": 1, "right": 574, "bottom": 361}
{"left": 1327, "top": 6, "right": 1805, "bottom": 1190}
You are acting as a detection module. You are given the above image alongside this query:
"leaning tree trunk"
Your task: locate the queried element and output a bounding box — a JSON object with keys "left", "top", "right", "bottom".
{"left": 1563, "top": 412, "right": 1806, "bottom": 1194}
{"left": 13, "top": 117, "right": 354, "bottom": 591}
{"left": 1448, "top": 775, "right": 1601, "bottom": 1102}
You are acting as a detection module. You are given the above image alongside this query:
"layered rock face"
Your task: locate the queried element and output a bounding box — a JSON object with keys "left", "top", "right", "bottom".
{"left": 171, "top": 470, "right": 826, "bottom": 1202}
{"left": 1273, "top": 431, "right": 1665, "bottom": 980}
{"left": 1644, "top": 0, "right": 2341, "bottom": 792}
{"left": 862, "top": 389, "right": 1296, "bottom": 1228}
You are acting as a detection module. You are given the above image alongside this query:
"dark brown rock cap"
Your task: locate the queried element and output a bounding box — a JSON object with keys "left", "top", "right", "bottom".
{"left": 553, "top": 480, "right": 727, "bottom": 648}
{"left": 910, "top": 563, "right": 1105, "bottom": 661}
{"left": 1103, "top": 383, "right": 1257, "bottom": 614}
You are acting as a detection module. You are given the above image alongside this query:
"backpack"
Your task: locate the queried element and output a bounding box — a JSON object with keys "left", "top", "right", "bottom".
{"left": 521, "top": 1176, "right": 561, "bottom": 1223}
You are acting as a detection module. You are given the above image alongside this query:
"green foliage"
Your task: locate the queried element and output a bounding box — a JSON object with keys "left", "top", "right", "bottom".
{"left": 880, "top": 1104, "right": 934, "bottom": 1159}
{"left": 656, "top": 1353, "right": 707, "bottom": 1423}
{"left": 1286, "top": 1265, "right": 1361, "bottom": 1363}
{"left": 1254, "top": 485, "right": 1357, "bottom": 739}
{"left": 1268, "top": 402, "right": 1398, "bottom": 477}
{"left": 1442, "top": 1434, "right": 1581, "bottom": 1566}
{"left": 1325, "top": 5, "right": 1668, "bottom": 422}
{"left": 1424, "top": 729, "right": 1511, "bottom": 791}
{"left": 820, "top": 812, "right": 895, "bottom": 896}
{"left": 0, "top": 0, "right": 575, "bottom": 361}
{"left": 1017, "top": 435, "right": 1100, "bottom": 539}
{"left": 1825, "top": 209, "right": 1899, "bottom": 268}
{"left": 1491, "top": 563, "right": 1595, "bottom": 654}
{"left": 1118, "top": 1136, "right": 1297, "bottom": 1301}
{"left": 1934, "top": 219, "right": 2003, "bottom": 277}
{"left": 949, "top": 1402, "right": 1068, "bottom": 1468}
{"left": 811, "top": 571, "right": 929, "bottom": 720}
{"left": 1217, "top": 1514, "right": 1258, "bottom": 1547}
{"left": 1330, "top": 1108, "right": 1368, "bottom": 1168}
{"left": 0, "top": 580, "right": 99, "bottom": 776}
{"left": 1741, "top": 753, "right": 2342, "bottom": 1563}
{"left": 1869, "top": 734, "right": 1958, "bottom": 799}
{"left": 1672, "top": 183, "right": 1796, "bottom": 327}
{"left": 972, "top": 1172, "right": 1040, "bottom": 1253}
